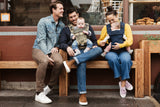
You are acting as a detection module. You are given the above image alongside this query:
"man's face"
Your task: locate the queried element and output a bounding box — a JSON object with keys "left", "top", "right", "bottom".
{"left": 77, "top": 19, "right": 85, "bottom": 28}
{"left": 52, "top": 3, "right": 64, "bottom": 18}
{"left": 68, "top": 12, "right": 79, "bottom": 26}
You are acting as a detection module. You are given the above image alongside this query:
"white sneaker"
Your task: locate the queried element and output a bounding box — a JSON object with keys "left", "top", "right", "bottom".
{"left": 101, "top": 52, "right": 106, "bottom": 57}
{"left": 35, "top": 92, "right": 52, "bottom": 104}
{"left": 43, "top": 85, "right": 51, "bottom": 95}
{"left": 128, "top": 49, "right": 133, "bottom": 54}
{"left": 119, "top": 82, "right": 127, "bottom": 98}
{"left": 125, "top": 81, "right": 133, "bottom": 91}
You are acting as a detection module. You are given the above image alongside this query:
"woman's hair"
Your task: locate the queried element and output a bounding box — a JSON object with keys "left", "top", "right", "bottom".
{"left": 106, "top": 6, "right": 118, "bottom": 16}
{"left": 49, "top": 0, "right": 63, "bottom": 13}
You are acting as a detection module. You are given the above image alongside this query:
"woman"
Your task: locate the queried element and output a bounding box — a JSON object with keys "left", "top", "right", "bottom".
{"left": 97, "top": 6, "right": 133, "bottom": 98}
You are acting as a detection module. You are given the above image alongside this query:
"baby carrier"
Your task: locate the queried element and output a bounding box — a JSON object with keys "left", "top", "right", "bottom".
{"left": 106, "top": 22, "right": 127, "bottom": 53}
{"left": 69, "top": 23, "right": 89, "bottom": 49}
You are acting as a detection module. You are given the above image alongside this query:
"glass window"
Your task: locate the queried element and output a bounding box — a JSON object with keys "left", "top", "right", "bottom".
{"left": 0, "top": 0, "right": 123, "bottom": 26}
{"left": 129, "top": 0, "right": 160, "bottom": 25}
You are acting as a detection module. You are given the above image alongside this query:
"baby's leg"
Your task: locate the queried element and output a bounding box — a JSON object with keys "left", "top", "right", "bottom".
{"left": 101, "top": 43, "right": 111, "bottom": 57}
{"left": 126, "top": 47, "right": 133, "bottom": 54}
{"left": 72, "top": 40, "right": 81, "bottom": 56}
{"left": 84, "top": 39, "right": 93, "bottom": 53}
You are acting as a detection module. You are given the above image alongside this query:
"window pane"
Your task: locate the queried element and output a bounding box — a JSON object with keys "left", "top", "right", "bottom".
{"left": 0, "top": 0, "right": 124, "bottom": 26}
{"left": 0, "top": 0, "right": 51, "bottom": 26}
{"left": 129, "top": 2, "right": 160, "bottom": 25}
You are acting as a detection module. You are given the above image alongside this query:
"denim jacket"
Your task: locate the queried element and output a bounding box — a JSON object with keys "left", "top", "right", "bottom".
{"left": 33, "top": 14, "right": 65, "bottom": 54}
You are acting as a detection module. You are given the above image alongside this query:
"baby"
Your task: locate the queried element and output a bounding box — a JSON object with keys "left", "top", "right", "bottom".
{"left": 101, "top": 22, "right": 133, "bottom": 57}
{"left": 71, "top": 17, "right": 93, "bottom": 56}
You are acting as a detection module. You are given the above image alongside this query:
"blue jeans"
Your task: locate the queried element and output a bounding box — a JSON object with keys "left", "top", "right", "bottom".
{"left": 105, "top": 51, "right": 132, "bottom": 80}
{"left": 73, "top": 47, "right": 102, "bottom": 94}
{"left": 72, "top": 39, "right": 93, "bottom": 50}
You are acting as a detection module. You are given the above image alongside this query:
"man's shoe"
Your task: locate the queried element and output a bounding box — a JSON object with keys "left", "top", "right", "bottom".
{"left": 43, "top": 85, "right": 51, "bottom": 95}
{"left": 63, "top": 59, "right": 75, "bottom": 73}
{"left": 35, "top": 92, "right": 52, "bottom": 104}
{"left": 79, "top": 94, "right": 88, "bottom": 106}
{"left": 119, "top": 82, "right": 127, "bottom": 98}
{"left": 125, "top": 81, "right": 133, "bottom": 91}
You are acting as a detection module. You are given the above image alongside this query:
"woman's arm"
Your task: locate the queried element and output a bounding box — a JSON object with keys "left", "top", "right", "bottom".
{"left": 119, "top": 24, "right": 133, "bottom": 48}
{"left": 97, "top": 26, "right": 109, "bottom": 46}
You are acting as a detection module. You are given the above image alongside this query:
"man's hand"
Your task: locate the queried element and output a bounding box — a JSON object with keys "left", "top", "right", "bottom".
{"left": 47, "top": 55, "right": 54, "bottom": 66}
{"left": 112, "top": 42, "right": 120, "bottom": 50}
{"left": 51, "top": 47, "right": 58, "bottom": 53}
{"left": 67, "top": 47, "right": 75, "bottom": 56}
{"left": 99, "top": 41, "right": 106, "bottom": 46}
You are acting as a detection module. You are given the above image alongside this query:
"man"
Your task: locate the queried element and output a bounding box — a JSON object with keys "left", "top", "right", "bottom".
{"left": 32, "top": 1, "right": 65, "bottom": 104}
{"left": 59, "top": 8, "right": 102, "bottom": 105}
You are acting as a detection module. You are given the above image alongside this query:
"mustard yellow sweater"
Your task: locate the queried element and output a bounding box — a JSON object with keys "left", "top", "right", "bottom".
{"left": 97, "top": 24, "right": 133, "bottom": 48}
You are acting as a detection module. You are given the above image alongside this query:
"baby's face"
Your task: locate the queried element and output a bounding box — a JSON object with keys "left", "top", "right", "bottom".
{"left": 111, "top": 22, "right": 120, "bottom": 29}
{"left": 77, "top": 19, "right": 85, "bottom": 28}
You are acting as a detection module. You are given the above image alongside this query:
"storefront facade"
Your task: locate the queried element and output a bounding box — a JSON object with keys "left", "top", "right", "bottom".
{"left": 0, "top": 0, "right": 160, "bottom": 91}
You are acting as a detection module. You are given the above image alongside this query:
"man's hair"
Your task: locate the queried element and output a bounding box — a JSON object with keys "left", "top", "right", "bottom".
{"left": 66, "top": 8, "right": 78, "bottom": 17}
{"left": 49, "top": 0, "right": 63, "bottom": 13}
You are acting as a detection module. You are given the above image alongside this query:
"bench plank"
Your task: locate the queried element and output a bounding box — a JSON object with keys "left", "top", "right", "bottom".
{"left": 0, "top": 61, "right": 37, "bottom": 69}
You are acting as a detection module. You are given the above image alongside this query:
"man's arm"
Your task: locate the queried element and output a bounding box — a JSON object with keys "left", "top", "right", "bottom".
{"left": 59, "top": 27, "right": 75, "bottom": 56}
{"left": 88, "top": 25, "right": 97, "bottom": 46}
{"left": 36, "top": 19, "right": 49, "bottom": 54}
{"left": 59, "top": 27, "right": 71, "bottom": 51}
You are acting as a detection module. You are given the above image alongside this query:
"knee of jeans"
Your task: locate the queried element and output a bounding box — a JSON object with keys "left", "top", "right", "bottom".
{"left": 120, "top": 58, "right": 131, "bottom": 64}
{"left": 95, "top": 47, "right": 103, "bottom": 53}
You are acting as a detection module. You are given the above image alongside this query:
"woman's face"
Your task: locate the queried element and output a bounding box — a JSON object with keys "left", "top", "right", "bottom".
{"left": 106, "top": 14, "right": 118, "bottom": 24}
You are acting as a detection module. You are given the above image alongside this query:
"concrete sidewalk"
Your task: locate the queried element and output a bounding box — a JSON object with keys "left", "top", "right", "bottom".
{"left": 0, "top": 90, "right": 159, "bottom": 107}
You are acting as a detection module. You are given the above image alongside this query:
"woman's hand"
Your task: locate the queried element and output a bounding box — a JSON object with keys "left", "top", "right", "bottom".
{"left": 112, "top": 42, "right": 120, "bottom": 50}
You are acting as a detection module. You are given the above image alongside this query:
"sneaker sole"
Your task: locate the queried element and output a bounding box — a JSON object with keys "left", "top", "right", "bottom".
{"left": 35, "top": 97, "right": 52, "bottom": 104}
{"left": 79, "top": 101, "right": 88, "bottom": 105}
{"left": 63, "top": 61, "right": 70, "bottom": 73}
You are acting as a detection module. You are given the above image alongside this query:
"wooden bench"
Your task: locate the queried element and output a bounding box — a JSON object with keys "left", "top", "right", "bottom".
{"left": 140, "top": 40, "right": 160, "bottom": 96}
{"left": 0, "top": 49, "right": 144, "bottom": 98}
{"left": 59, "top": 49, "right": 144, "bottom": 98}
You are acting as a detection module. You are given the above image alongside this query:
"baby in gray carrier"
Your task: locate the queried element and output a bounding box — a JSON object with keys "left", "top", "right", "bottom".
{"left": 70, "top": 17, "right": 93, "bottom": 56}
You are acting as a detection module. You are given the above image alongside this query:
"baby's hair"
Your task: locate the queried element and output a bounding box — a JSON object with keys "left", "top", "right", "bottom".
{"left": 77, "top": 17, "right": 85, "bottom": 22}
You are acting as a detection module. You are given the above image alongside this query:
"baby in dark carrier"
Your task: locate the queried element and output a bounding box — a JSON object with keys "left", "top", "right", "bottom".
{"left": 101, "top": 21, "right": 133, "bottom": 57}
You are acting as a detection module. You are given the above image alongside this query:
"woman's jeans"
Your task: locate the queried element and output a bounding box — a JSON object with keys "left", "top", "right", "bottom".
{"left": 72, "top": 47, "right": 102, "bottom": 94}
{"left": 105, "top": 51, "right": 132, "bottom": 80}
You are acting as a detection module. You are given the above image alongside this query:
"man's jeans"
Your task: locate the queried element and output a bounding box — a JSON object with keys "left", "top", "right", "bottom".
{"left": 32, "top": 48, "right": 63, "bottom": 92}
{"left": 73, "top": 47, "right": 102, "bottom": 94}
{"left": 105, "top": 51, "right": 132, "bottom": 80}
